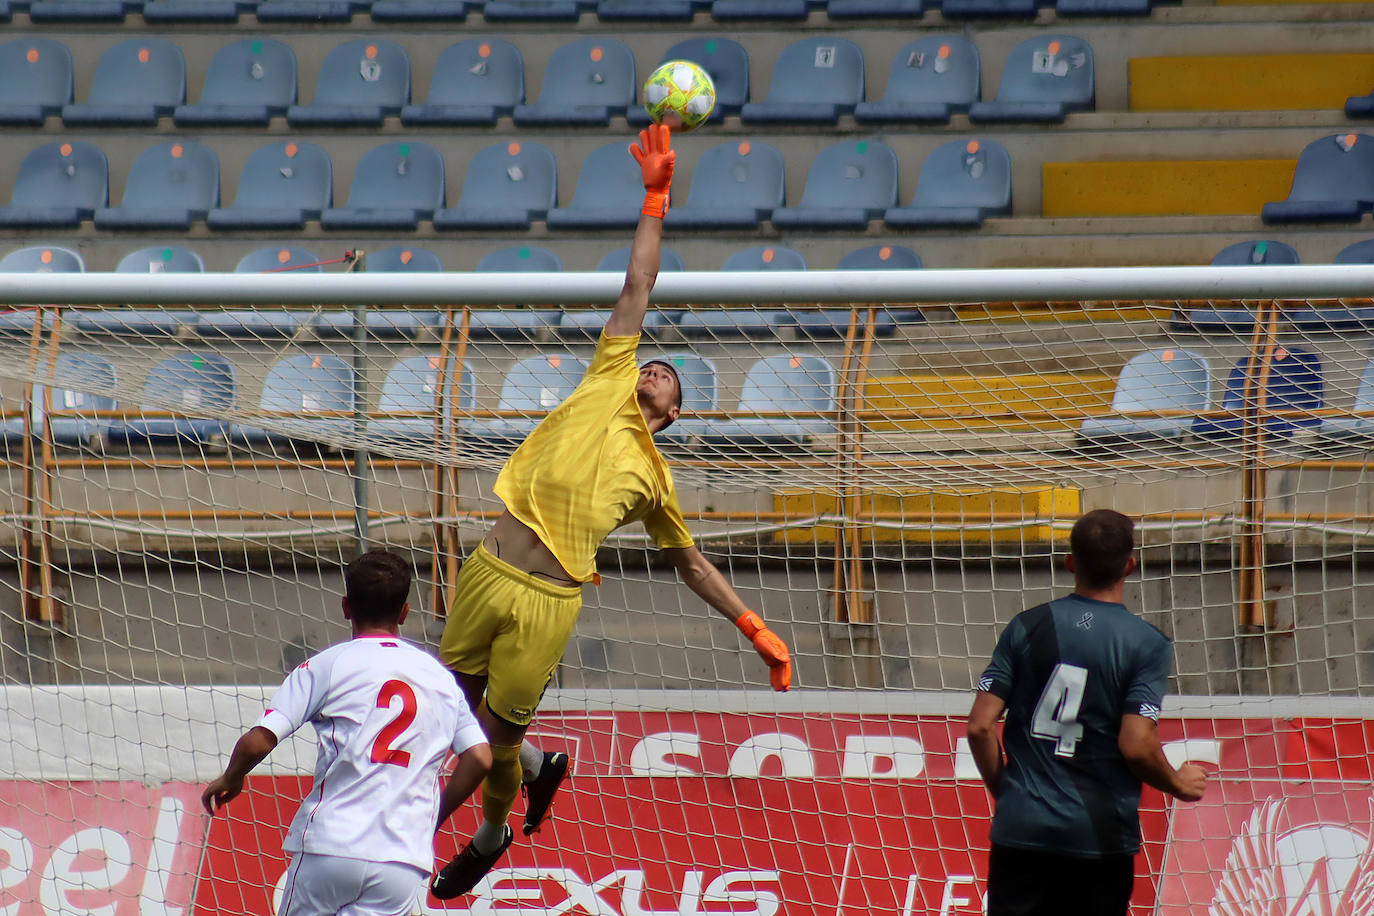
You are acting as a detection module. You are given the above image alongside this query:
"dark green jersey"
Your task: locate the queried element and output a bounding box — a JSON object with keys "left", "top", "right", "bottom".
{"left": 978, "top": 594, "right": 1172, "bottom": 858}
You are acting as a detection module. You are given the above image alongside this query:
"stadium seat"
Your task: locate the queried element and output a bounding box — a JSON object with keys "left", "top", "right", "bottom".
{"left": 365, "top": 245, "right": 443, "bottom": 271}
{"left": 678, "top": 309, "right": 798, "bottom": 338}
{"left": 115, "top": 245, "right": 205, "bottom": 273}
{"left": 62, "top": 38, "right": 185, "bottom": 126}
{"left": 312, "top": 309, "right": 443, "bottom": 338}
{"left": 73, "top": 305, "right": 196, "bottom": 335}
{"left": 722, "top": 245, "right": 807, "bottom": 272}
{"left": 28, "top": 0, "right": 127, "bottom": 21}
{"left": 596, "top": 0, "right": 692, "bottom": 21}
{"left": 482, "top": 0, "right": 581, "bottom": 21}
{"left": 1262, "top": 134, "right": 1374, "bottom": 224}
{"left": 711, "top": 0, "right": 808, "bottom": 21}
{"left": 2, "top": 352, "right": 118, "bottom": 448}
{"left": 642, "top": 350, "right": 717, "bottom": 442}
{"left": 1346, "top": 90, "right": 1374, "bottom": 119}
{"left": 741, "top": 38, "right": 864, "bottom": 124}
{"left": 174, "top": 39, "right": 297, "bottom": 126}
{"left": 287, "top": 39, "right": 409, "bottom": 126}
{"left": 103, "top": 353, "right": 235, "bottom": 448}
{"left": 141, "top": 0, "right": 242, "bottom": 21}
{"left": 1210, "top": 240, "right": 1300, "bottom": 265}
{"left": 1055, "top": 0, "right": 1147, "bottom": 15}
{"left": 94, "top": 141, "right": 219, "bottom": 230}
{"left": 469, "top": 247, "right": 562, "bottom": 339}
{"left": 513, "top": 39, "right": 635, "bottom": 126}
{"left": 370, "top": 0, "right": 468, "bottom": 18}
{"left": 256, "top": 0, "right": 356, "bottom": 21}
{"left": 701, "top": 354, "right": 836, "bottom": 447}
{"left": 400, "top": 38, "right": 523, "bottom": 126}
{"left": 1319, "top": 358, "right": 1374, "bottom": 445}
{"left": 940, "top": 0, "right": 1033, "bottom": 18}
{"left": 796, "top": 245, "right": 926, "bottom": 337}
{"left": 595, "top": 246, "right": 686, "bottom": 273}
{"left": 558, "top": 248, "right": 685, "bottom": 338}
{"left": 1192, "top": 348, "right": 1322, "bottom": 442}
{"left": 1078, "top": 349, "right": 1210, "bottom": 445}
{"left": 320, "top": 141, "right": 444, "bottom": 230}
{"left": 826, "top": 0, "right": 919, "bottom": 16}
{"left": 837, "top": 243, "right": 923, "bottom": 270}
{"left": 230, "top": 354, "right": 356, "bottom": 448}
{"left": 628, "top": 38, "right": 749, "bottom": 125}
{"left": 854, "top": 36, "right": 979, "bottom": 124}
{"left": 0, "top": 39, "right": 73, "bottom": 125}
{"left": 368, "top": 356, "right": 476, "bottom": 444}
{"left": 475, "top": 244, "right": 562, "bottom": 272}
{"left": 0, "top": 141, "right": 107, "bottom": 228}
{"left": 0, "top": 245, "right": 83, "bottom": 272}
{"left": 886, "top": 139, "right": 1012, "bottom": 228}
{"left": 467, "top": 353, "right": 588, "bottom": 445}
{"left": 235, "top": 245, "right": 324, "bottom": 272}
{"left": 771, "top": 139, "right": 898, "bottom": 229}
{"left": 968, "top": 36, "right": 1095, "bottom": 123}
{"left": 545, "top": 142, "right": 641, "bottom": 229}
{"left": 208, "top": 141, "right": 332, "bottom": 231}
{"left": 664, "top": 140, "right": 782, "bottom": 230}
{"left": 204, "top": 247, "right": 319, "bottom": 337}
{"left": 1335, "top": 239, "right": 1374, "bottom": 263}
{"left": 1170, "top": 242, "right": 1302, "bottom": 331}
{"left": 433, "top": 141, "right": 556, "bottom": 230}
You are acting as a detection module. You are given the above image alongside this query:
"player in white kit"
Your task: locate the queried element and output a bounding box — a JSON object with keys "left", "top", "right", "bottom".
{"left": 203, "top": 550, "right": 494, "bottom": 916}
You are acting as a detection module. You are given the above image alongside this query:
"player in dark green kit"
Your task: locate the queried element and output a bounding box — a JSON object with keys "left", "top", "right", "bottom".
{"left": 966, "top": 509, "right": 1208, "bottom": 916}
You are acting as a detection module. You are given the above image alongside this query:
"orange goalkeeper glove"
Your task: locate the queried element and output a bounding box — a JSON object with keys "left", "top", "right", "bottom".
{"left": 735, "top": 610, "right": 792, "bottom": 692}
{"left": 629, "top": 124, "right": 675, "bottom": 219}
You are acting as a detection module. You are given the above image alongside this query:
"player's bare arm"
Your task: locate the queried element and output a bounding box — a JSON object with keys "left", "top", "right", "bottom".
{"left": 1118, "top": 713, "right": 1208, "bottom": 801}
{"left": 202, "top": 725, "right": 278, "bottom": 815}
{"left": 966, "top": 690, "right": 1007, "bottom": 795}
{"left": 605, "top": 125, "right": 674, "bottom": 340}
{"left": 436, "top": 743, "right": 494, "bottom": 831}
{"left": 661, "top": 545, "right": 793, "bottom": 691}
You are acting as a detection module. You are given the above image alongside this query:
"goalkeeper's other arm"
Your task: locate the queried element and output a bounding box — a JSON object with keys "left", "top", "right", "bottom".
{"left": 661, "top": 545, "right": 793, "bottom": 691}
{"left": 202, "top": 725, "right": 278, "bottom": 815}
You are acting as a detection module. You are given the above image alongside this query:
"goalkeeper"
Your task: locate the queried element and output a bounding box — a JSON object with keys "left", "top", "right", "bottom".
{"left": 431, "top": 124, "right": 793, "bottom": 900}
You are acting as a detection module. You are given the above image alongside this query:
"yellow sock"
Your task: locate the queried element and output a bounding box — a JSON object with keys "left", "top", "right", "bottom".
{"left": 480, "top": 743, "right": 523, "bottom": 828}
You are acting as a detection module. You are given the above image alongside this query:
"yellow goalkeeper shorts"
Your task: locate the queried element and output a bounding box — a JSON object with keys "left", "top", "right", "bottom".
{"left": 439, "top": 541, "right": 583, "bottom": 727}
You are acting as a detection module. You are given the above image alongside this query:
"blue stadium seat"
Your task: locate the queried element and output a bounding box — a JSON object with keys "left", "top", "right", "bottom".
{"left": 62, "top": 39, "right": 185, "bottom": 126}
{"left": 1079, "top": 349, "right": 1210, "bottom": 445}
{"left": 741, "top": 38, "right": 864, "bottom": 124}
{"left": 969, "top": 36, "right": 1094, "bottom": 123}
{"left": 287, "top": 39, "right": 409, "bottom": 126}
{"left": 1319, "top": 358, "right": 1374, "bottom": 445}
{"left": 1346, "top": 91, "right": 1374, "bottom": 119}
{"left": 0, "top": 245, "right": 83, "bottom": 272}
{"left": 1, "top": 352, "right": 117, "bottom": 448}
{"left": 433, "top": 141, "right": 556, "bottom": 230}
{"left": 663, "top": 140, "right": 783, "bottom": 230}
{"left": 711, "top": 0, "right": 809, "bottom": 21}
{"left": 369, "top": 356, "right": 476, "bottom": 443}
{"left": 208, "top": 141, "right": 332, "bottom": 231}
{"left": 722, "top": 245, "right": 807, "bottom": 271}
{"left": 467, "top": 353, "right": 588, "bottom": 445}
{"left": 256, "top": 0, "right": 357, "bottom": 21}
{"left": 595, "top": 246, "right": 686, "bottom": 273}
{"left": 0, "top": 142, "right": 107, "bottom": 228}
{"left": 476, "top": 245, "right": 562, "bottom": 272}
{"left": 320, "top": 141, "right": 444, "bottom": 230}
{"left": 115, "top": 245, "right": 205, "bottom": 272}
{"left": 104, "top": 353, "right": 235, "bottom": 447}
{"left": 557, "top": 248, "right": 685, "bottom": 338}
{"left": 174, "top": 39, "right": 297, "bottom": 126}
{"left": 1055, "top": 0, "right": 1147, "bottom": 15}
{"left": 400, "top": 38, "right": 523, "bottom": 126}
{"left": 312, "top": 310, "right": 442, "bottom": 338}
{"left": 886, "top": 138, "right": 1012, "bottom": 228}
{"left": 940, "top": 0, "right": 1033, "bottom": 17}
{"left": 701, "top": 354, "right": 836, "bottom": 446}
{"left": 545, "top": 142, "right": 640, "bottom": 229}
{"left": 1192, "top": 348, "right": 1322, "bottom": 442}
{"left": 234, "top": 246, "right": 324, "bottom": 272}
{"left": 29, "top": 0, "right": 127, "bottom": 21}
{"left": 370, "top": 0, "right": 467, "bottom": 17}
{"left": 1170, "top": 242, "right": 1301, "bottom": 331}
{"left": 0, "top": 39, "right": 73, "bottom": 125}
{"left": 771, "top": 139, "right": 898, "bottom": 229}
{"left": 469, "top": 247, "right": 561, "bottom": 339}
{"left": 94, "top": 141, "right": 219, "bottom": 230}
{"left": 1262, "top": 134, "right": 1374, "bottom": 224}
{"left": 642, "top": 350, "right": 716, "bottom": 442}
{"left": 837, "top": 243, "right": 923, "bottom": 270}
{"left": 795, "top": 244, "right": 926, "bottom": 337}
{"left": 855, "top": 36, "right": 979, "bottom": 124}
{"left": 141, "top": 0, "right": 242, "bottom": 21}
{"left": 1210, "top": 240, "right": 1300, "bottom": 265}
{"left": 826, "top": 0, "right": 919, "bottom": 16}
{"left": 365, "top": 245, "right": 443, "bottom": 271}
{"left": 201, "top": 247, "right": 320, "bottom": 338}
{"left": 678, "top": 310, "right": 797, "bottom": 338}
{"left": 514, "top": 39, "right": 635, "bottom": 126}
{"left": 1335, "top": 239, "right": 1374, "bottom": 263}
{"left": 597, "top": 0, "right": 692, "bottom": 20}
{"left": 482, "top": 0, "right": 580, "bottom": 20}
{"left": 72, "top": 307, "right": 196, "bottom": 336}
{"left": 231, "top": 354, "right": 356, "bottom": 448}
{"left": 628, "top": 38, "right": 749, "bottom": 125}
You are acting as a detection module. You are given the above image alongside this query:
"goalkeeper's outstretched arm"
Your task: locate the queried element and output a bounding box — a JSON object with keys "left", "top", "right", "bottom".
{"left": 606, "top": 125, "right": 675, "bottom": 339}
{"left": 661, "top": 545, "right": 793, "bottom": 691}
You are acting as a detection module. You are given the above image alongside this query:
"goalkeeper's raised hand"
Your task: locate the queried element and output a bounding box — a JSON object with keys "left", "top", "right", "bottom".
{"left": 735, "top": 610, "right": 793, "bottom": 692}
{"left": 629, "top": 124, "right": 675, "bottom": 219}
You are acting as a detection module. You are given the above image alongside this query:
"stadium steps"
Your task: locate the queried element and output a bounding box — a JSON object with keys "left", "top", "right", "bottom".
{"left": 1042, "top": 158, "right": 1298, "bottom": 218}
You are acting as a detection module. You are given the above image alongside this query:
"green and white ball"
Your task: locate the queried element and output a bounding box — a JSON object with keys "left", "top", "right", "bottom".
{"left": 643, "top": 60, "right": 716, "bottom": 132}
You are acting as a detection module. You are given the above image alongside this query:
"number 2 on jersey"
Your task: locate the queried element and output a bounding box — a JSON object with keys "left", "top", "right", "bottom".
{"left": 371, "top": 679, "right": 417, "bottom": 767}
{"left": 1031, "top": 663, "right": 1088, "bottom": 757}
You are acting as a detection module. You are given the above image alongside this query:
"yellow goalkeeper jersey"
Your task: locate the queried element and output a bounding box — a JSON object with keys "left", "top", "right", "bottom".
{"left": 493, "top": 332, "right": 694, "bottom": 583}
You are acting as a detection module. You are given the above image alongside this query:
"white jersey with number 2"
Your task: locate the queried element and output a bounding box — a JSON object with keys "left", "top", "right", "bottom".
{"left": 255, "top": 634, "right": 487, "bottom": 871}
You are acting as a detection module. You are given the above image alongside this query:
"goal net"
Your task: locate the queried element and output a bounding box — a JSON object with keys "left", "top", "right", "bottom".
{"left": 2, "top": 262, "right": 1373, "bottom": 916}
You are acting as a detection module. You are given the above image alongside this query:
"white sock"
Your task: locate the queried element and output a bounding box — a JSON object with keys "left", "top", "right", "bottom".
{"left": 520, "top": 741, "right": 544, "bottom": 782}
{"left": 472, "top": 820, "right": 507, "bottom": 855}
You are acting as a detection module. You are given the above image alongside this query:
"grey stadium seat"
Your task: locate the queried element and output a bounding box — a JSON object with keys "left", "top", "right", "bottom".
{"left": 103, "top": 353, "right": 235, "bottom": 448}
{"left": 740, "top": 37, "right": 864, "bottom": 125}
{"left": 1262, "top": 133, "right": 1374, "bottom": 224}
{"left": 968, "top": 36, "right": 1095, "bottom": 123}
{"left": 433, "top": 141, "right": 556, "bottom": 230}
{"left": 482, "top": 0, "right": 580, "bottom": 21}
{"left": 320, "top": 141, "right": 444, "bottom": 230}
{"left": 826, "top": 0, "right": 920, "bottom": 17}
{"left": 476, "top": 245, "right": 562, "bottom": 272}
{"left": 885, "top": 138, "right": 1011, "bottom": 228}
{"left": 365, "top": 245, "right": 443, "bottom": 271}
{"left": 472, "top": 247, "right": 562, "bottom": 340}
{"left": 141, "top": 0, "right": 244, "bottom": 21}
{"left": 94, "top": 141, "right": 219, "bottom": 230}
{"left": 2, "top": 351, "right": 118, "bottom": 449}
{"left": 1079, "top": 349, "right": 1210, "bottom": 446}
{"left": 770, "top": 139, "right": 898, "bottom": 229}
{"left": 401, "top": 38, "right": 523, "bottom": 126}
{"left": 701, "top": 354, "right": 836, "bottom": 447}
{"left": 371, "top": 0, "right": 469, "bottom": 18}
{"left": 256, "top": 0, "right": 357, "bottom": 22}
{"left": 558, "top": 247, "right": 686, "bottom": 339}
{"left": 663, "top": 140, "right": 784, "bottom": 230}
{"left": 677, "top": 247, "right": 803, "bottom": 338}
{"left": 115, "top": 245, "right": 205, "bottom": 272}
{"left": 28, "top": 0, "right": 128, "bottom": 22}
{"left": 1210, "top": 240, "right": 1300, "bottom": 265}
{"left": 0, "top": 245, "right": 84, "bottom": 272}
{"left": 855, "top": 35, "right": 980, "bottom": 125}
{"left": 0, "top": 141, "right": 107, "bottom": 228}
{"left": 174, "top": 38, "right": 297, "bottom": 126}
{"left": 230, "top": 354, "right": 356, "bottom": 448}
{"left": 368, "top": 357, "right": 476, "bottom": 444}
{"left": 208, "top": 141, "right": 332, "bottom": 230}
{"left": 287, "top": 38, "right": 410, "bottom": 127}
{"left": 466, "top": 354, "right": 588, "bottom": 445}
{"left": 628, "top": 37, "right": 749, "bottom": 126}
{"left": 514, "top": 39, "right": 635, "bottom": 127}
{"left": 62, "top": 38, "right": 186, "bottom": 126}
{"left": 797, "top": 244, "right": 926, "bottom": 337}
{"left": 0, "top": 39, "right": 73, "bottom": 125}
{"left": 545, "top": 142, "right": 641, "bottom": 230}
{"left": 234, "top": 246, "right": 324, "bottom": 272}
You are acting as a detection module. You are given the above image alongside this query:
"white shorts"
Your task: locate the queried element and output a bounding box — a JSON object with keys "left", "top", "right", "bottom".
{"left": 278, "top": 852, "right": 426, "bottom": 916}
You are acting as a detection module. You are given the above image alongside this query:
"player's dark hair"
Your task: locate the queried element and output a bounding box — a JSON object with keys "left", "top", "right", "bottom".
{"left": 1069, "top": 509, "right": 1136, "bottom": 589}
{"left": 344, "top": 550, "right": 412, "bottom": 625}
{"left": 641, "top": 359, "right": 683, "bottom": 431}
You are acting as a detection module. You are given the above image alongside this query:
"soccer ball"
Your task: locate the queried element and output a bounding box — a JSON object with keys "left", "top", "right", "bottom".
{"left": 643, "top": 60, "right": 716, "bottom": 132}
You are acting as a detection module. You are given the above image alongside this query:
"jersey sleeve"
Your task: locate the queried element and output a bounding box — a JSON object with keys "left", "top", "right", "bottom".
{"left": 587, "top": 332, "right": 641, "bottom": 382}
{"left": 977, "top": 618, "right": 1021, "bottom": 700}
{"left": 1124, "top": 634, "right": 1172, "bottom": 721}
{"left": 644, "top": 486, "right": 695, "bottom": 550}
{"left": 450, "top": 695, "right": 489, "bottom": 756}
{"left": 255, "top": 659, "right": 323, "bottom": 742}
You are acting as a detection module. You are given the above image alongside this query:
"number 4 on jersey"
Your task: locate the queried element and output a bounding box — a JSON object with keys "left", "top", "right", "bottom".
{"left": 1031, "top": 663, "right": 1088, "bottom": 757}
